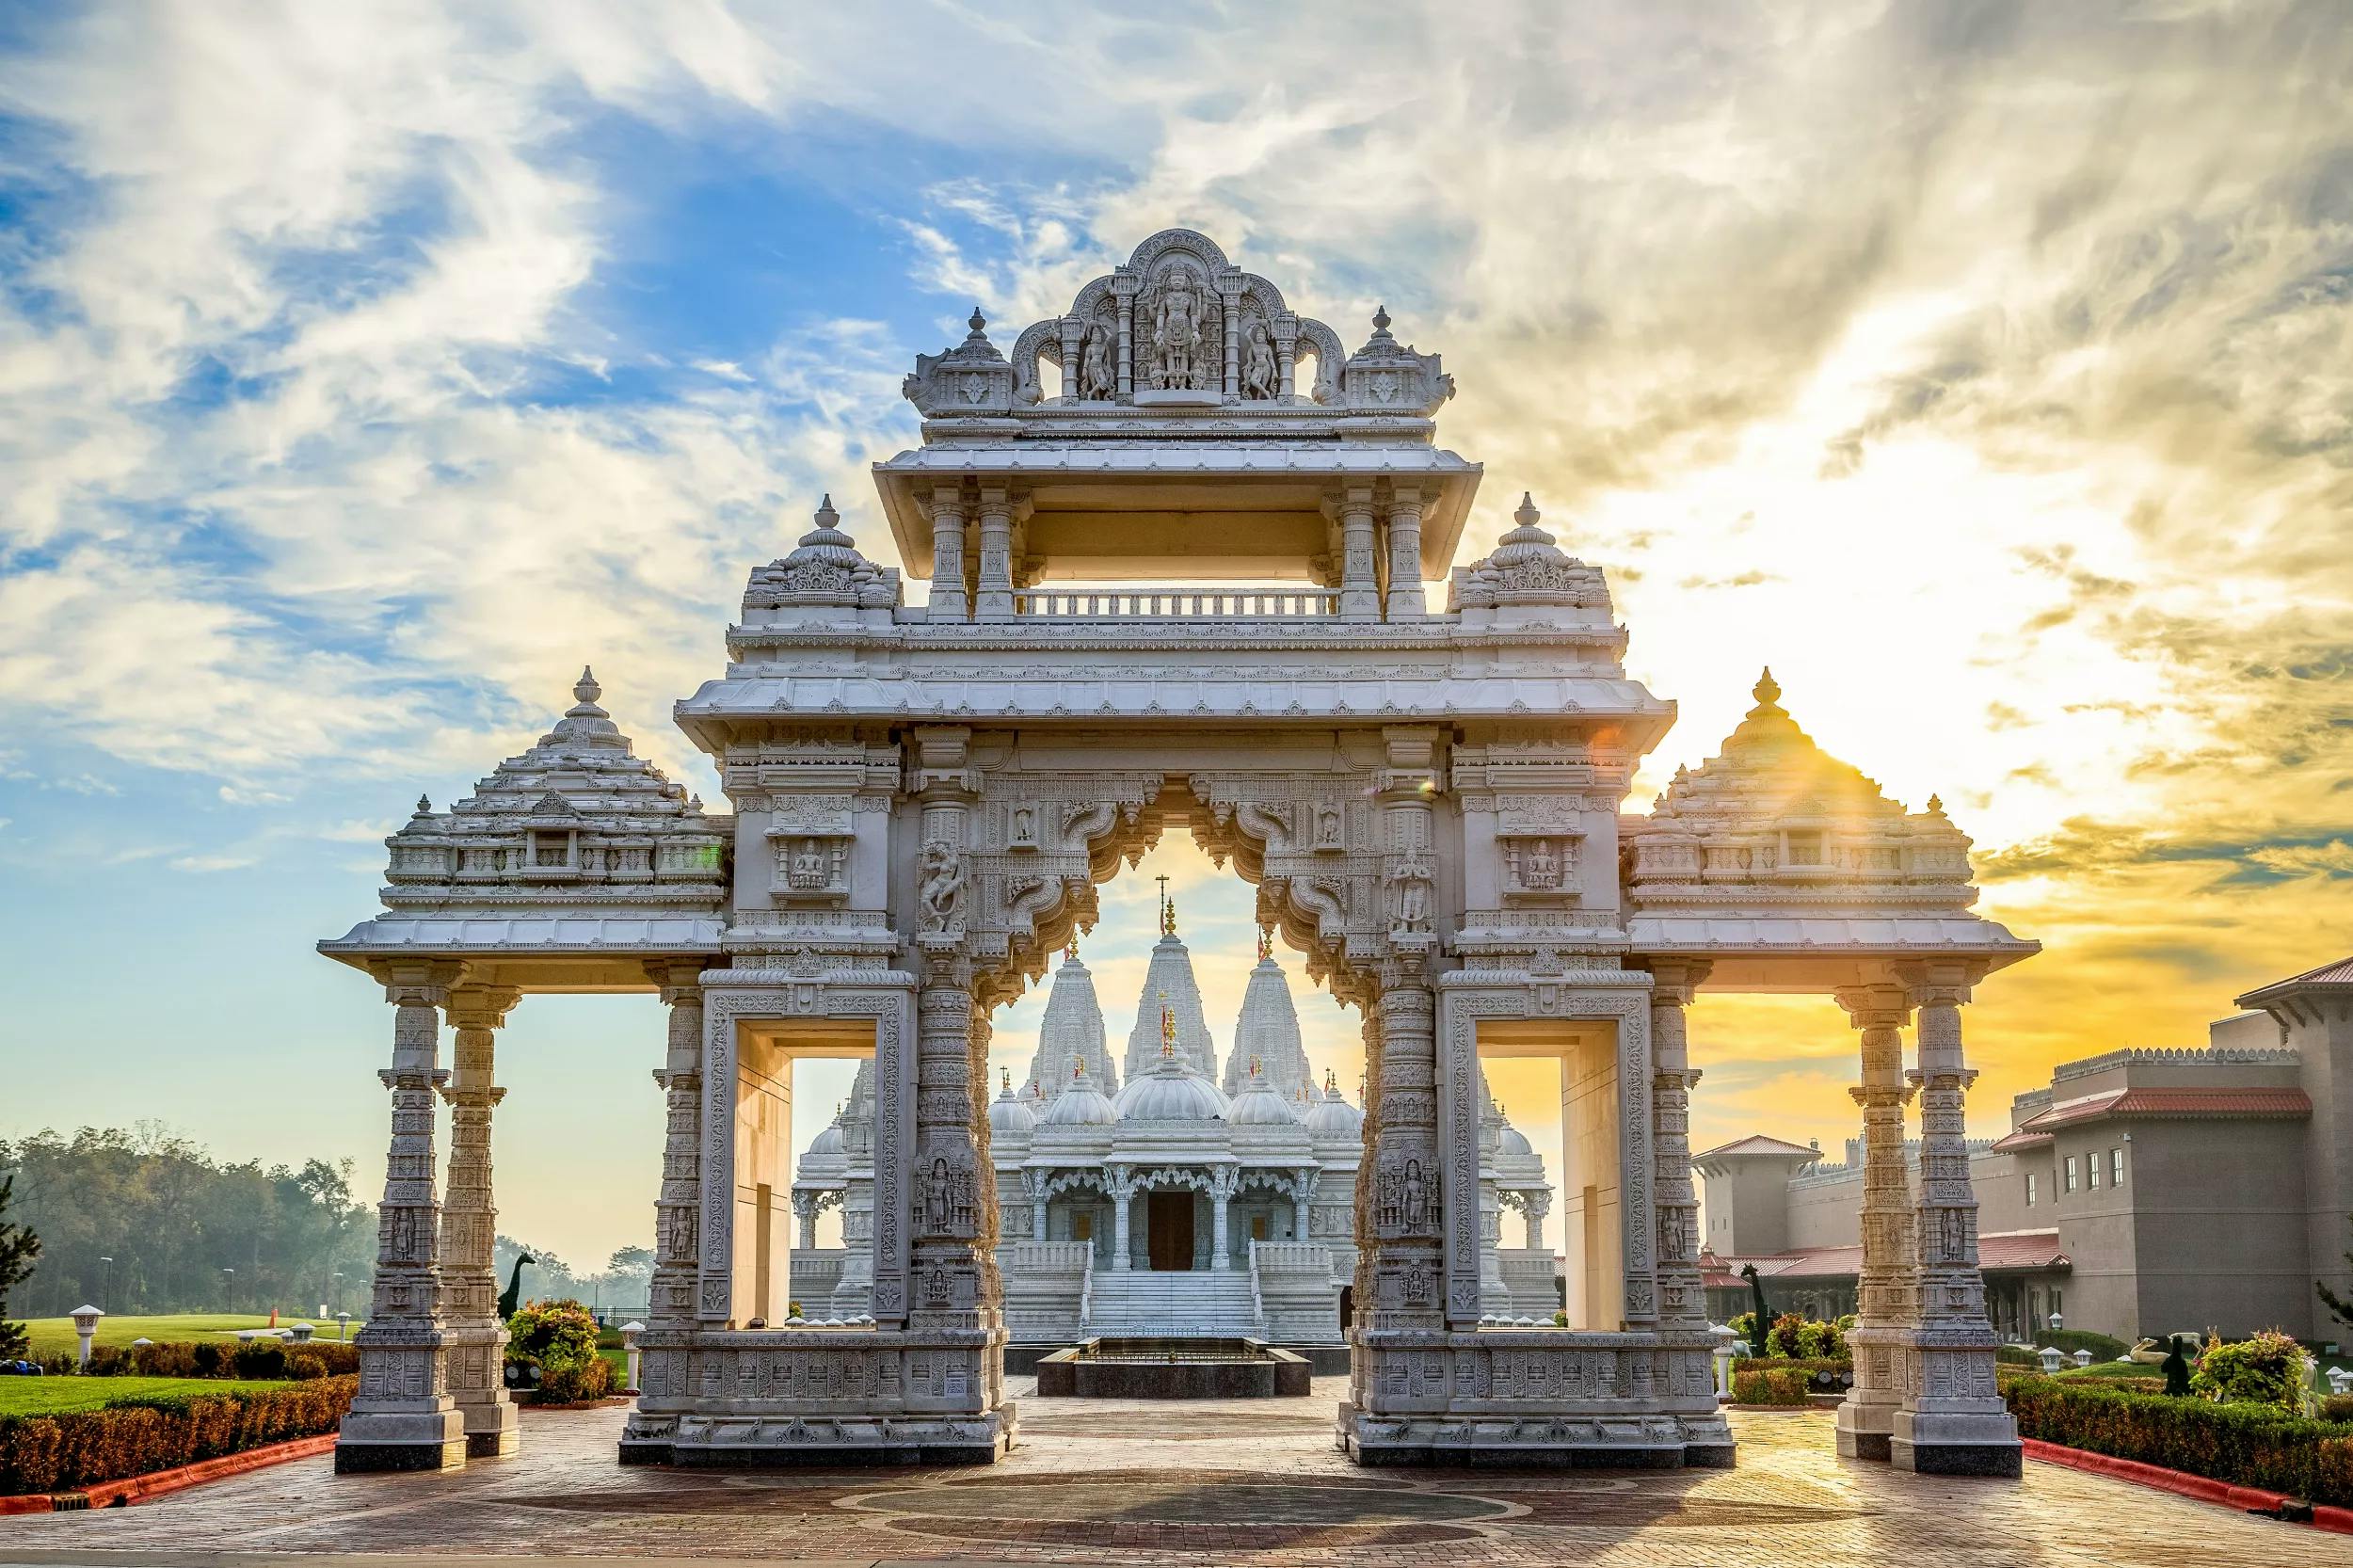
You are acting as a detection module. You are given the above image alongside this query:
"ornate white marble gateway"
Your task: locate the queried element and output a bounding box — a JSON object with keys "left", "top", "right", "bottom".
{"left": 321, "top": 228, "right": 2036, "bottom": 1476}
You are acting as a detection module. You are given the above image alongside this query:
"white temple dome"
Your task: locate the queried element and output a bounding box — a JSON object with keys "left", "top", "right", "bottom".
{"left": 808, "top": 1116, "right": 845, "bottom": 1157}
{"left": 988, "top": 1072, "right": 1037, "bottom": 1138}
{"left": 1114, "top": 1051, "right": 1229, "bottom": 1123}
{"left": 1303, "top": 1070, "right": 1365, "bottom": 1137}
{"left": 1037, "top": 1060, "right": 1118, "bottom": 1127}
{"left": 1225, "top": 1058, "right": 1300, "bottom": 1126}
{"left": 1497, "top": 1120, "right": 1532, "bottom": 1156}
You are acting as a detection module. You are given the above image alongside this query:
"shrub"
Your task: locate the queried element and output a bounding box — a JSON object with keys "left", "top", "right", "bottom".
{"left": 2325, "top": 1393, "right": 2353, "bottom": 1425}
{"left": 1760, "top": 1313, "right": 1846, "bottom": 1360}
{"left": 230, "top": 1340, "right": 288, "bottom": 1381}
{"left": 1730, "top": 1367, "right": 1814, "bottom": 1405}
{"left": 2191, "top": 1329, "right": 2305, "bottom": 1411}
{"left": 285, "top": 1352, "right": 327, "bottom": 1381}
{"left": 2004, "top": 1374, "right": 2353, "bottom": 1507}
{"left": 505, "top": 1298, "right": 607, "bottom": 1404}
{"left": 1727, "top": 1310, "right": 1756, "bottom": 1347}
{"left": 0, "top": 1376, "right": 357, "bottom": 1496}
{"left": 1995, "top": 1344, "right": 2044, "bottom": 1367}
{"left": 1726, "top": 1354, "right": 1850, "bottom": 1389}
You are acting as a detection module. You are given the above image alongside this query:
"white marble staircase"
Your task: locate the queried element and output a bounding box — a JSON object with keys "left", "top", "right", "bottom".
{"left": 1081, "top": 1268, "right": 1262, "bottom": 1337}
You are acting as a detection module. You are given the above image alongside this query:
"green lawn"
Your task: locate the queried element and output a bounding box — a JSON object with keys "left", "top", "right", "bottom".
{"left": 0, "top": 1376, "right": 292, "bottom": 1416}
{"left": 19, "top": 1313, "right": 365, "bottom": 1359}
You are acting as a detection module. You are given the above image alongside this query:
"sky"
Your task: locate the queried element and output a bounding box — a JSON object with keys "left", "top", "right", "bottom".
{"left": 1, "top": 2, "right": 2348, "bottom": 1273}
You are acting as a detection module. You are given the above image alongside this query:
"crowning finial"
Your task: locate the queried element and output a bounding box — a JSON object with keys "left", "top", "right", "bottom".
{"left": 1065, "top": 932, "right": 1080, "bottom": 962}
{"left": 1157, "top": 874, "right": 1176, "bottom": 937}
{"left": 1926, "top": 792, "right": 1945, "bottom": 815}
{"left": 967, "top": 306, "right": 987, "bottom": 340}
{"left": 1371, "top": 303, "right": 1392, "bottom": 336}
{"left": 413, "top": 793, "right": 432, "bottom": 816}
{"left": 574, "top": 664, "right": 601, "bottom": 706}
{"left": 1000, "top": 1066, "right": 1013, "bottom": 1095}
{"left": 1159, "top": 990, "right": 1176, "bottom": 1057}
{"left": 1325, "top": 1066, "right": 1339, "bottom": 1096}
{"left": 1753, "top": 666, "right": 1783, "bottom": 709}
{"left": 1250, "top": 1054, "right": 1264, "bottom": 1081}
{"left": 1257, "top": 925, "right": 1273, "bottom": 962}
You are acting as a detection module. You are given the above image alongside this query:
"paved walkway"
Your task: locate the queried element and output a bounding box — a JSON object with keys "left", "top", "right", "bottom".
{"left": 3, "top": 1378, "right": 2345, "bottom": 1566}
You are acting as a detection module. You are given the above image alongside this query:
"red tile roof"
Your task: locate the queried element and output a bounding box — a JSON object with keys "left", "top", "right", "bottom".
{"left": 1694, "top": 1133, "right": 1821, "bottom": 1163}
{"left": 2009, "top": 1086, "right": 2311, "bottom": 1138}
{"left": 1709, "top": 1229, "right": 2066, "bottom": 1284}
{"left": 2238, "top": 954, "right": 2353, "bottom": 1006}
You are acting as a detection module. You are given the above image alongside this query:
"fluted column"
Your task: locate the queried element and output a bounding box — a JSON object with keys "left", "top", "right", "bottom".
{"left": 1292, "top": 1172, "right": 1313, "bottom": 1242}
{"left": 1209, "top": 1171, "right": 1233, "bottom": 1272}
{"left": 1833, "top": 984, "right": 1916, "bottom": 1460}
{"left": 1337, "top": 484, "right": 1381, "bottom": 621}
{"left": 792, "top": 1191, "right": 818, "bottom": 1253}
{"left": 1522, "top": 1190, "right": 1550, "bottom": 1251}
{"left": 927, "top": 483, "right": 968, "bottom": 622}
{"left": 973, "top": 485, "right": 1016, "bottom": 620}
{"left": 438, "top": 984, "right": 520, "bottom": 1459}
{"left": 1892, "top": 966, "right": 2020, "bottom": 1476}
{"left": 1647, "top": 961, "right": 1708, "bottom": 1328}
{"left": 338, "top": 970, "right": 467, "bottom": 1473}
{"left": 1384, "top": 484, "right": 1426, "bottom": 618}
{"left": 646, "top": 963, "right": 704, "bottom": 1328}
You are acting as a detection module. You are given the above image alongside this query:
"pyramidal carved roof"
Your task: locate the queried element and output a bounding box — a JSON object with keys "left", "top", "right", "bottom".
{"left": 1122, "top": 923, "right": 1219, "bottom": 1082}
{"left": 1028, "top": 944, "right": 1118, "bottom": 1092}
{"left": 1224, "top": 939, "right": 1310, "bottom": 1099}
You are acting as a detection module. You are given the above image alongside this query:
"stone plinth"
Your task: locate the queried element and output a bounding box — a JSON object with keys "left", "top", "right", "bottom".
{"left": 1035, "top": 1337, "right": 1310, "bottom": 1399}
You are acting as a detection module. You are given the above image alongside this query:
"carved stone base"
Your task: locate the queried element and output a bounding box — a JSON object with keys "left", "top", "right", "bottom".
{"left": 1337, "top": 1400, "right": 1719, "bottom": 1467}
{"left": 1889, "top": 1407, "right": 2022, "bottom": 1478}
{"left": 463, "top": 1418, "right": 519, "bottom": 1459}
{"left": 620, "top": 1409, "right": 1013, "bottom": 1466}
{"left": 334, "top": 1408, "right": 468, "bottom": 1474}
{"left": 618, "top": 1326, "right": 1016, "bottom": 1468}
{"left": 1834, "top": 1392, "right": 1900, "bottom": 1461}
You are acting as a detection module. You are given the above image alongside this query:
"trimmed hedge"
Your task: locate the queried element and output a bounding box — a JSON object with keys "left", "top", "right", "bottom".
{"left": 43, "top": 1339, "right": 359, "bottom": 1381}
{"left": 1731, "top": 1367, "right": 1817, "bottom": 1405}
{"left": 2004, "top": 1375, "right": 2353, "bottom": 1507}
{"left": 2033, "top": 1327, "right": 2132, "bottom": 1362}
{"left": 0, "top": 1375, "right": 356, "bottom": 1495}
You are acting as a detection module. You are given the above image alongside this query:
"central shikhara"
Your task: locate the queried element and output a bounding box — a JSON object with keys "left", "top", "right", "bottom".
{"left": 321, "top": 229, "right": 2037, "bottom": 1478}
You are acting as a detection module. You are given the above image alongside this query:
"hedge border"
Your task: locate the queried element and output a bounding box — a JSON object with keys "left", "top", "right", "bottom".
{"left": 0, "top": 1375, "right": 356, "bottom": 1496}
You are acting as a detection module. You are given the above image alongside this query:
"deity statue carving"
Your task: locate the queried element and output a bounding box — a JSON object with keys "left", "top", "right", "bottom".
{"left": 917, "top": 839, "right": 968, "bottom": 934}
{"left": 1402, "top": 1160, "right": 1430, "bottom": 1231}
{"left": 1387, "top": 857, "right": 1433, "bottom": 932}
{"left": 1146, "top": 265, "right": 1209, "bottom": 391}
{"left": 1242, "top": 320, "right": 1277, "bottom": 399}
{"left": 1079, "top": 323, "right": 1114, "bottom": 401}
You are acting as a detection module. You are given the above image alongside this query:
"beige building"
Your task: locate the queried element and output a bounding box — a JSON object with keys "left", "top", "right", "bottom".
{"left": 1701, "top": 955, "right": 2353, "bottom": 1347}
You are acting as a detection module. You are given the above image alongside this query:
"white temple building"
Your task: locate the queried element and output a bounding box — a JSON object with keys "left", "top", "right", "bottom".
{"left": 787, "top": 888, "right": 1561, "bottom": 1344}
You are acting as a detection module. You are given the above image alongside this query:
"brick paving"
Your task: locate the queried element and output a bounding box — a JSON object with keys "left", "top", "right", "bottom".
{"left": 3, "top": 1377, "right": 2347, "bottom": 1566}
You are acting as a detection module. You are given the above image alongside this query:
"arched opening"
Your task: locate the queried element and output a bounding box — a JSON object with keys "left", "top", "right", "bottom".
{"left": 1034, "top": 347, "right": 1063, "bottom": 403}
{"left": 1290, "top": 342, "right": 1320, "bottom": 403}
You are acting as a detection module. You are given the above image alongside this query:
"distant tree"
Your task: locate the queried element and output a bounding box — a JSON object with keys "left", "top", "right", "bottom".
{"left": 2320, "top": 1211, "right": 2353, "bottom": 1332}
{"left": 606, "top": 1245, "right": 653, "bottom": 1277}
{"left": 0, "top": 1170, "right": 40, "bottom": 1358}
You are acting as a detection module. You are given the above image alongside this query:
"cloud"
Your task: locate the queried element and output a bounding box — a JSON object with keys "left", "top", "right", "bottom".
{"left": 168, "top": 852, "right": 256, "bottom": 873}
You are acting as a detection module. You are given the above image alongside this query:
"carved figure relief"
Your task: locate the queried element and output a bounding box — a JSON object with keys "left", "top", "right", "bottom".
{"left": 1145, "top": 264, "right": 1210, "bottom": 391}
{"left": 1242, "top": 320, "right": 1277, "bottom": 399}
{"left": 1403, "top": 1160, "right": 1430, "bottom": 1231}
{"left": 917, "top": 839, "right": 968, "bottom": 934}
{"left": 1314, "top": 805, "right": 1345, "bottom": 851}
{"left": 1079, "top": 323, "right": 1114, "bottom": 401}
{"left": 1386, "top": 858, "right": 1433, "bottom": 933}
{"left": 1009, "top": 807, "right": 1037, "bottom": 850}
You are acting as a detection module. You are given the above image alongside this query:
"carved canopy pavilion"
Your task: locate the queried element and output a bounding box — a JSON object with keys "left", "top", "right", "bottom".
{"left": 322, "top": 228, "right": 2035, "bottom": 1477}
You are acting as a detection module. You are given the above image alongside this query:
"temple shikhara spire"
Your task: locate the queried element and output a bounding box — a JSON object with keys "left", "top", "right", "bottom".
{"left": 319, "top": 225, "right": 2036, "bottom": 1480}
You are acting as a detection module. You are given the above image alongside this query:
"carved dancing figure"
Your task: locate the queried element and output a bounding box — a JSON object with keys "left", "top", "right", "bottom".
{"left": 917, "top": 838, "right": 967, "bottom": 933}
{"left": 1242, "top": 320, "right": 1277, "bottom": 399}
{"left": 1080, "top": 323, "right": 1113, "bottom": 400}
{"left": 1150, "top": 269, "right": 1205, "bottom": 390}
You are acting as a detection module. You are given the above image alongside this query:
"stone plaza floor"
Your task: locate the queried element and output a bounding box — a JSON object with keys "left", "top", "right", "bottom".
{"left": 3, "top": 1377, "right": 2347, "bottom": 1567}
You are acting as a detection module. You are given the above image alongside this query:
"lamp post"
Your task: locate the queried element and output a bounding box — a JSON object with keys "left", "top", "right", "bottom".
{"left": 70, "top": 1304, "right": 104, "bottom": 1370}
{"left": 335, "top": 1309, "right": 352, "bottom": 1343}
{"left": 220, "top": 1267, "right": 235, "bottom": 1314}
{"left": 331, "top": 1271, "right": 344, "bottom": 1317}
{"left": 98, "top": 1256, "right": 114, "bottom": 1306}
{"left": 620, "top": 1320, "right": 646, "bottom": 1394}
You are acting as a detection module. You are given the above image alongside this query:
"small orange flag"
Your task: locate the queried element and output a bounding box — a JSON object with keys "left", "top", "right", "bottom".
{"left": 268, "top": 1307, "right": 278, "bottom": 1327}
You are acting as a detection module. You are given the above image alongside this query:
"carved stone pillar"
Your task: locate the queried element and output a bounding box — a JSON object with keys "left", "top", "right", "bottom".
{"left": 1032, "top": 1189, "right": 1048, "bottom": 1248}
{"left": 792, "top": 1191, "right": 818, "bottom": 1253}
{"left": 1337, "top": 484, "right": 1381, "bottom": 621}
{"left": 1522, "top": 1190, "right": 1549, "bottom": 1251}
{"left": 927, "top": 483, "right": 968, "bottom": 622}
{"left": 1385, "top": 485, "right": 1426, "bottom": 619}
{"left": 338, "top": 970, "right": 466, "bottom": 1473}
{"left": 1292, "top": 1172, "right": 1313, "bottom": 1243}
{"left": 1893, "top": 967, "right": 2020, "bottom": 1476}
{"left": 1364, "top": 981, "right": 1442, "bottom": 1331}
{"left": 1110, "top": 1170, "right": 1133, "bottom": 1270}
{"left": 1219, "top": 280, "right": 1241, "bottom": 398}
{"left": 1209, "top": 1170, "right": 1233, "bottom": 1272}
{"left": 438, "top": 984, "right": 520, "bottom": 1459}
{"left": 1113, "top": 276, "right": 1137, "bottom": 397}
{"left": 909, "top": 728, "right": 992, "bottom": 1335}
{"left": 646, "top": 964, "right": 704, "bottom": 1329}
{"left": 1058, "top": 318, "right": 1083, "bottom": 404}
{"left": 1647, "top": 961, "right": 1708, "bottom": 1330}
{"left": 1834, "top": 984, "right": 1916, "bottom": 1461}
{"left": 972, "top": 486, "right": 1016, "bottom": 620}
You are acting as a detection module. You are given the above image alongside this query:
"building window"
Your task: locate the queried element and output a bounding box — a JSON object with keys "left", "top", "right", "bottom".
{"left": 1072, "top": 1212, "right": 1093, "bottom": 1242}
{"left": 2111, "top": 1147, "right": 2125, "bottom": 1187}
{"left": 1251, "top": 1215, "right": 1269, "bottom": 1241}
{"left": 2063, "top": 1156, "right": 2078, "bottom": 1192}
{"left": 1785, "top": 830, "right": 1823, "bottom": 866}
{"left": 2025, "top": 1172, "right": 2038, "bottom": 1208}
{"left": 2088, "top": 1153, "right": 2101, "bottom": 1190}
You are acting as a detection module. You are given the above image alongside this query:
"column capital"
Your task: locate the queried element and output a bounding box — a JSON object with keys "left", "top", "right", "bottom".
{"left": 444, "top": 985, "right": 520, "bottom": 1032}
{"left": 1891, "top": 958, "right": 1983, "bottom": 1008}
{"left": 1834, "top": 983, "right": 1912, "bottom": 1031}
{"left": 1644, "top": 958, "right": 1713, "bottom": 1007}
{"left": 644, "top": 958, "right": 707, "bottom": 992}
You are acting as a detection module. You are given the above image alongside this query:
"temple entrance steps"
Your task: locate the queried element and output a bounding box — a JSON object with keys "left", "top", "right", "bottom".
{"left": 1082, "top": 1268, "right": 1262, "bottom": 1337}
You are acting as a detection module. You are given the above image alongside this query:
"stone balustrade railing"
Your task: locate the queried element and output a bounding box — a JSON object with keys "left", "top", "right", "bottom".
{"left": 1011, "top": 588, "right": 1339, "bottom": 619}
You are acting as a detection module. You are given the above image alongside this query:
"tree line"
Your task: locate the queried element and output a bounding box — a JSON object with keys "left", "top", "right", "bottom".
{"left": 1, "top": 1123, "right": 655, "bottom": 1322}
